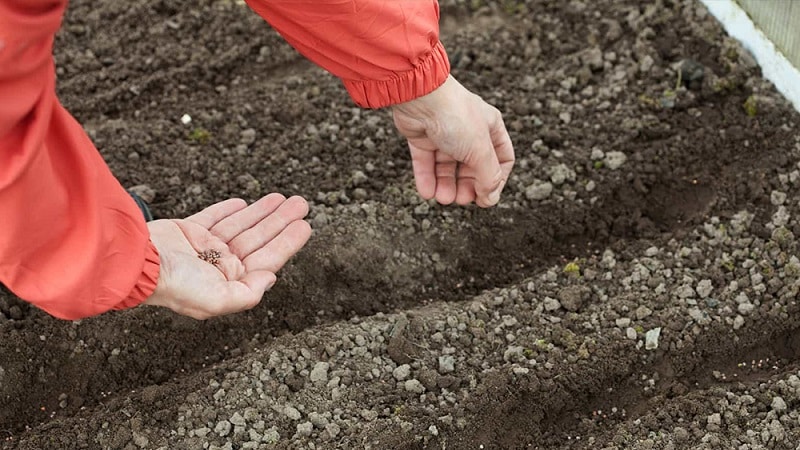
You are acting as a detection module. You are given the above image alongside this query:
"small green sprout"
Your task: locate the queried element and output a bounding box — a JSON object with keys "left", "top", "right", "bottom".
{"left": 563, "top": 261, "right": 581, "bottom": 275}
{"left": 743, "top": 96, "right": 757, "bottom": 117}
{"left": 188, "top": 127, "right": 211, "bottom": 144}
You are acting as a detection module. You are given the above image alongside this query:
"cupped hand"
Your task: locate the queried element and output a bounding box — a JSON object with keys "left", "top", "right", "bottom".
{"left": 391, "top": 75, "right": 515, "bottom": 207}
{"left": 144, "top": 194, "right": 312, "bottom": 319}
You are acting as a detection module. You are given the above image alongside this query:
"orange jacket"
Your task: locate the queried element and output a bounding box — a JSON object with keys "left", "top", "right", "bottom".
{"left": 0, "top": 0, "right": 450, "bottom": 320}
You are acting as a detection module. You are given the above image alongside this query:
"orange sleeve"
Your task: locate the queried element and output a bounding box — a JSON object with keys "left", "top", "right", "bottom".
{"left": 244, "top": 0, "right": 451, "bottom": 109}
{"left": 0, "top": 0, "right": 159, "bottom": 320}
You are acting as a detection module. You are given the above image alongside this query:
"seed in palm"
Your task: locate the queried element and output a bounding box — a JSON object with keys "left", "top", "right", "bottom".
{"left": 198, "top": 249, "right": 221, "bottom": 266}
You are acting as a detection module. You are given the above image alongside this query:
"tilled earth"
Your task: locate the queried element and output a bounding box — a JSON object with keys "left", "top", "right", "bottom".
{"left": 3, "top": 0, "right": 800, "bottom": 448}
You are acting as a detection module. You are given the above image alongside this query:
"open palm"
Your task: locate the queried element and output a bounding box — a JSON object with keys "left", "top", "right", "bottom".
{"left": 145, "top": 194, "right": 311, "bottom": 319}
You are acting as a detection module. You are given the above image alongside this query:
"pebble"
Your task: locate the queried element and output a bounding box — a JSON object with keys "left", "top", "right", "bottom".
{"left": 438, "top": 355, "right": 456, "bottom": 374}
{"left": 393, "top": 364, "right": 411, "bottom": 381}
{"left": 733, "top": 315, "right": 745, "bottom": 330}
{"left": 543, "top": 297, "right": 561, "bottom": 311}
{"left": 696, "top": 279, "right": 713, "bottom": 299}
{"left": 404, "top": 379, "right": 425, "bottom": 394}
{"left": 635, "top": 305, "right": 653, "bottom": 320}
{"left": 284, "top": 406, "right": 302, "bottom": 421}
{"left": 241, "top": 128, "right": 257, "bottom": 145}
{"left": 771, "top": 190, "right": 787, "bottom": 206}
{"left": 230, "top": 412, "right": 246, "bottom": 427}
{"left": 214, "top": 420, "right": 232, "bottom": 437}
{"left": 616, "top": 318, "right": 631, "bottom": 327}
{"left": 604, "top": 151, "right": 627, "bottom": 170}
{"left": 737, "top": 302, "right": 755, "bottom": 315}
{"left": 549, "top": 164, "right": 575, "bottom": 186}
{"left": 558, "top": 286, "right": 588, "bottom": 312}
{"left": 771, "top": 396, "right": 787, "bottom": 412}
{"left": 310, "top": 362, "right": 330, "bottom": 383}
{"left": 295, "top": 422, "right": 313, "bottom": 438}
{"left": 644, "top": 328, "right": 661, "bottom": 350}
{"left": 626, "top": 327, "right": 637, "bottom": 340}
{"left": 526, "top": 182, "right": 553, "bottom": 200}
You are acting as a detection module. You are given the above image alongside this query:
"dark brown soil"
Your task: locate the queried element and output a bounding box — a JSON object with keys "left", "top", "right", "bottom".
{"left": 3, "top": 0, "right": 800, "bottom": 449}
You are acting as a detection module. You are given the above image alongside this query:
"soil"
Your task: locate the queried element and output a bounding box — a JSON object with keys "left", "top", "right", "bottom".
{"left": 3, "top": 0, "right": 800, "bottom": 448}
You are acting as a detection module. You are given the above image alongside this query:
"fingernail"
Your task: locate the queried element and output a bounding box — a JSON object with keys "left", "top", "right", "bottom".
{"left": 488, "top": 189, "right": 501, "bottom": 205}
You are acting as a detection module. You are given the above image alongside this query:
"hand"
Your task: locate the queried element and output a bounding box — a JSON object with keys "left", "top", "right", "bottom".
{"left": 391, "top": 75, "right": 515, "bottom": 207}
{"left": 144, "top": 194, "right": 312, "bottom": 319}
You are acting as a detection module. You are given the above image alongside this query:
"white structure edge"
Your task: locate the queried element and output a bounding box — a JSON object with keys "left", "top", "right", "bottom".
{"left": 700, "top": 0, "right": 800, "bottom": 113}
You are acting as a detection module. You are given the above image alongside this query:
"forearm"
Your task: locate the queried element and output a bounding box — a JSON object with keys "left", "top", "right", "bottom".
{"left": 0, "top": 0, "right": 159, "bottom": 319}
{"left": 244, "top": 0, "right": 451, "bottom": 108}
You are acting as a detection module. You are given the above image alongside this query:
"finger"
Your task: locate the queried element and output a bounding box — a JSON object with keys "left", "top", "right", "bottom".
{"left": 455, "top": 176, "right": 476, "bottom": 205}
{"left": 243, "top": 220, "right": 312, "bottom": 273}
{"left": 208, "top": 193, "right": 287, "bottom": 242}
{"left": 186, "top": 198, "right": 248, "bottom": 229}
{"left": 409, "top": 145, "right": 437, "bottom": 200}
{"left": 490, "top": 108, "right": 516, "bottom": 184}
{"left": 434, "top": 159, "right": 458, "bottom": 205}
{"left": 228, "top": 196, "right": 309, "bottom": 259}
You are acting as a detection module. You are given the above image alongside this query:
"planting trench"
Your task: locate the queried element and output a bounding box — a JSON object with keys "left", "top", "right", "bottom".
{"left": 3, "top": 0, "right": 800, "bottom": 448}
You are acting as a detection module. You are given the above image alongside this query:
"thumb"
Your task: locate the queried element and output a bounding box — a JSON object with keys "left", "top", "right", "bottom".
{"left": 467, "top": 137, "right": 506, "bottom": 208}
{"left": 471, "top": 109, "right": 514, "bottom": 207}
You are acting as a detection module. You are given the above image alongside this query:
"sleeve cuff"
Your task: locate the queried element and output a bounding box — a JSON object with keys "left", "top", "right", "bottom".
{"left": 113, "top": 240, "right": 160, "bottom": 311}
{"left": 342, "top": 41, "right": 451, "bottom": 109}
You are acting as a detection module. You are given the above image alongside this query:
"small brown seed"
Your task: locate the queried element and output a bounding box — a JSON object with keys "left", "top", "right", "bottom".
{"left": 198, "top": 249, "right": 221, "bottom": 266}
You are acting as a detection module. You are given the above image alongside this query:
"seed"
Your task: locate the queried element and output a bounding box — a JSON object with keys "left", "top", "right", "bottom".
{"left": 198, "top": 249, "right": 222, "bottom": 266}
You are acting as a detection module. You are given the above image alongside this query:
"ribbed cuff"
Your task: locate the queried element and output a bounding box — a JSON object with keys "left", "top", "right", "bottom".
{"left": 113, "top": 240, "right": 160, "bottom": 310}
{"left": 343, "top": 41, "right": 451, "bottom": 109}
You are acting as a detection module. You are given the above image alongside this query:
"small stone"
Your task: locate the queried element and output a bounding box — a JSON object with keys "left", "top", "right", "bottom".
{"left": 503, "top": 346, "right": 526, "bottom": 362}
{"left": 132, "top": 431, "right": 149, "bottom": 448}
{"left": 706, "top": 412, "right": 721, "bottom": 429}
{"left": 230, "top": 412, "right": 246, "bottom": 427}
{"left": 590, "top": 147, "right": 605, "bottom": 160}
{"left": 543, "top": 297, "right": 561, "bottom": 311}
{"left": 215, "top": 420, "right": 232, "bottom": 437}
{"left": 549, "top": 164, "right": 576, "bottom": 186}
{"left": 635, "top": 305, "right": 653, "bottom": 320}
{"left": 284, "top": 406, "right": 302, "bottom": 421}
{"left": 262, "top": 428, "right": 280, "bottom": 443}
{"left": 241, "top": 128, "right": 257, "bottom": 145}
{"left": 295, "top": 422, "right": 313, "bottom": 438}
{"left": 558, "top": 286, "right": 588, "bottom": 312}
{"left": 616, "top": 318, "right": 631, "bottom": 327}
{"left": 626, "top": 327, "right": 637, "bottom": 340}
{"left": 771, "top": 190, "right": 787, "bottom": 206}
{"left": 604, "top": 151, "right": 627, "bottom": 170}
{"left": 526, "top": 182, "right": 553, "bottom": 200}
{"left": 393, "top": 364, "right": 411, "bottom": 381}
{"left": 404, "top": 379, "right": 426, "bottom": 394}
{"left": 324, "top": 423, "right": 340, "bottom": 438}
{"left": 428, "top": 425, "right": 439, "bottom": 436}
{"left": 308, "top": 412, "right": 328, "bottom": 429}
{"left": 645, "top": 328, "right": 661, "bottom": 350}
{"left": 309, "top": 362, "right": 330, "bottom": 383}
{"left": 733, "top": 315, "right": 745, "bottom": 330}
{"left": 737, "top": 302, "right": 755, "bottom": 315}
{"left": 180, "top": 114, "right": 192, "bottom": 125}
{"left": 438, "top": 355, "right": 456, "bottom": 374}
{"left": 771, "top": 396, "right": 787, "bottom": 412}
{"left": 696, "top": 280, "right": 713, "bottom": 299}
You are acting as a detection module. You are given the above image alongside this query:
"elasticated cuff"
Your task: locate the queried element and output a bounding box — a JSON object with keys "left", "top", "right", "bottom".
{"left": 343, "top": 41, "right": 451, "bottom": 109}
{"left": 113, "top": 241, "right": 160, "bottom": 310}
